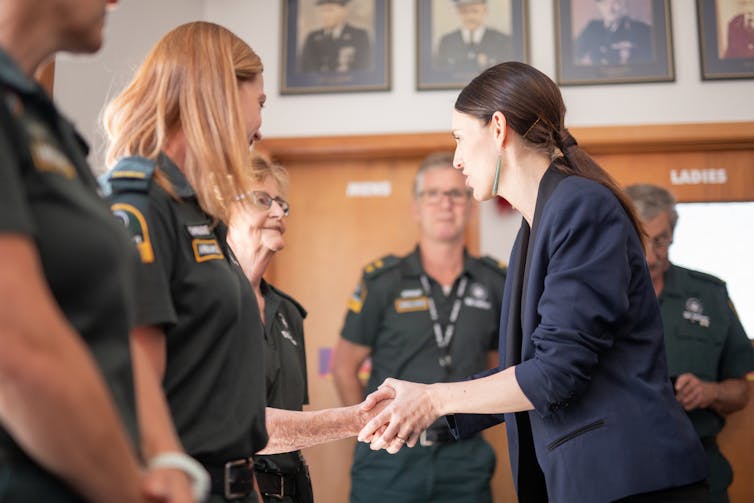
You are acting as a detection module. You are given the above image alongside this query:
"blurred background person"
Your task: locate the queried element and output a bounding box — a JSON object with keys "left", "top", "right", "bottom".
{"left": 575, "top": 0, "right": 652, "bottom": 65}
{"left": 626, "top": 183, "right": 754, "bottom": 503}
{"left": 332, "top": 152, "right": 506, "bottom": 503}
{"left": 0, "top": 0, "right": 198, "bottom": 502}
{"left": 300, "top": 0, "right": 371, "bottom": 73}
{"left": 436, "top": 0, "right": 513, "bottom": 72}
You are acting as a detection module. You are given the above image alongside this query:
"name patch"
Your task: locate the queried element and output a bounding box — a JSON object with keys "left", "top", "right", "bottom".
{"left": 394, "top": 297, "right": 429, "bottom": 313}
{"left": 192, "top": 238, "right": 224, "bottom": 263}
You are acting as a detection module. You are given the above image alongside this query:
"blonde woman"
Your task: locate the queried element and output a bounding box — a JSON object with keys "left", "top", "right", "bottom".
{"left": 104, "top": 22, "right": 383, "bottom": 503}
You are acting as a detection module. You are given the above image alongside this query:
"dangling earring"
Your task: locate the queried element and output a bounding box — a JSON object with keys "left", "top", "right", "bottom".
{"left": 491, "top": 156, "right": 501, "bottom": 197}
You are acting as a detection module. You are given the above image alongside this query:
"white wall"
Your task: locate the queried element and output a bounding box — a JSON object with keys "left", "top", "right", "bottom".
{"left": 55, "top": 0, "right": 754, "bottom": 263}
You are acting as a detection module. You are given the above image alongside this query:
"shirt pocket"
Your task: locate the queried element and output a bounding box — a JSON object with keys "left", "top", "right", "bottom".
{"left": 673, "top": 323, "right": 726, "bottom": 381}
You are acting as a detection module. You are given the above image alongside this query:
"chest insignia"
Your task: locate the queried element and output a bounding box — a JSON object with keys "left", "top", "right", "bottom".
{"left": 682, "top": 297, "right": 710, "bottom": 327}
{"left": 278, "top": 313, "right": 297, "bottom": 346}
{"left": 26, "top": 121, "right": 76, "bottom": 179}
{"left": 400, "top": 288, "right": 423, "bottom": 298}
{"left": 111, "top": 203, "right": 154, "bottom": 263}
{"left": 463, "top": 282, "right": 491, "bottom": 310}
{"left": 192, "top": 238, "right": 224, "bottom": 263}
{"left": 186, "top": 223, "right": 212, "bottom": 237}
{"left": 394, "top": 296, "right": 429, "bottom": 313}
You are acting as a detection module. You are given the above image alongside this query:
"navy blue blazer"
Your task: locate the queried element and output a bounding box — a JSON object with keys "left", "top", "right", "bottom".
{"left": 449, "top": 166, "right": 707, "bottom": 502}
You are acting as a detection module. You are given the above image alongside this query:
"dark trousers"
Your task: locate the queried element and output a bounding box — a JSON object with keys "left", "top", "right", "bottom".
{"left": 614, "top": 481, "right": 710, "bottom": 503}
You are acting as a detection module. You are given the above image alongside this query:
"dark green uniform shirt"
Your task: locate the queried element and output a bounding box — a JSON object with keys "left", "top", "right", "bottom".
{"left": 105, "top": 155, "right": 268, "bottom": 464}
{"left": 660, "top": 263, "right": 754, "bottom": 439}
{"left": 341, "top": 246, "right": 505, "bottom": 392}
{"left": 254, "top": 281, "right": 312, "bottom": 502}
{"left": 0, "top": 48, "right": 139, "bottom": 495}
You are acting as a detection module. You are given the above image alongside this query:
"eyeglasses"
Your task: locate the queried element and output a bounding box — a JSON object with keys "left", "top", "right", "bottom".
{"left": 649, "top": 232, "right": 672, "bottom": 250}
{"left": 235, "top": 190, "right": 290, "bottom": 216}
{"left": 417, "top": 188, "right": 472, "bottom": 205}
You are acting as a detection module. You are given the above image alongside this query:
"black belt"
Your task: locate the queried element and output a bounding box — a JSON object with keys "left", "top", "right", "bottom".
{"left": 198, "top": 457, "right": 255, "bottom": 500}
{"left": 419, "top": 425, "right": 455, "bottom": 446}
{"left": 256, "top": 470, "right": 297, "bottom": 500}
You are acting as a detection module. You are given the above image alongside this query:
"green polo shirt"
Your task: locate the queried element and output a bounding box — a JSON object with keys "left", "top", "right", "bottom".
{"left": 105, "top": 155, "right": 268, "bottom": 463}
{"left": 0, "top": 47, "right": 139, "bottom": 472}
{"left": 659, "top": 263, "right": 754, "bottom": 439}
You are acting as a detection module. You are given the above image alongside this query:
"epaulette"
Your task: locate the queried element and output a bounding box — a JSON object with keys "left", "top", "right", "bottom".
{"left": 686, "top": 268, "right": 726, "bottom": 288}
{"left": 105, "top": 156, "right": 156, "bottom": 195}
{"left": 479, "top": 255, "right": 508, "bottom": 275}
{"left": 362, "top": 254, "right": 400, "bottom": 280}
{"left": 268, "top": 284, "right": 307, "bottom": 319}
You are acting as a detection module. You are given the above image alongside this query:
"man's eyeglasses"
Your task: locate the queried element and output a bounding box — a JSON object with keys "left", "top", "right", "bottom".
{"left": 417, "top": 188, "right": 472, "bottom": 205}
{"left": 649, "top": 232, "right": 672, "bottom": 250}
{"left": 235, "top": 190, "right": 290, "bottom": 216}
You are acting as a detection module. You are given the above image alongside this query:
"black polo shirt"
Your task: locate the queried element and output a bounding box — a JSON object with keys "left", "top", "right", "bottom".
{"left": 0, "top": 48, "right": 139, "bottom": 450}
{"left": 106, "top": 155, "right": 268, "bottom": 463}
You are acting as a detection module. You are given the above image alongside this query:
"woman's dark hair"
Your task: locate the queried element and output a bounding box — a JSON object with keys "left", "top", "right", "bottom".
{"left": 455, "top": 61, "right": 644, "bottom": 243}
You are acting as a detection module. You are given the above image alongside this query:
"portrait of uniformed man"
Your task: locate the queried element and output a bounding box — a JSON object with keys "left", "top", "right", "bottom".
{"left": 574, "top": 0, "right": 654, "bottom": 66}
{"left": 299, "top": 0, "right": 372, "bottom": 73}
{"left": 722, "top": 0, "right": 754, "bottom": 59}
{"left": 435, "top": 0, "right": 514, "bottom": 72}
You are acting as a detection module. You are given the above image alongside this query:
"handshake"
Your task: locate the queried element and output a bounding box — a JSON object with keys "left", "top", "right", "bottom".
{"left": 357, "top": 378, "right": 443, "bottom": 454}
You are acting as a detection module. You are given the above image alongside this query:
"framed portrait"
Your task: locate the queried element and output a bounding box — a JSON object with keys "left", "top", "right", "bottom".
{"left": 555, "top": 0, "right": 674, "bottom": 85}
{"left": 281, "top": 0, "right": 390, "bottom": 94}
{"left": 696, "top": 0, "right": 754, "bottom": 80}
{"left": 416, "top": 0, "right": 528, "bottom": 90}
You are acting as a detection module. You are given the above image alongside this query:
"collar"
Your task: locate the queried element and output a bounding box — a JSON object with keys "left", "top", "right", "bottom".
{"left": 531, "top": 162, "right": 569, "bottom": 232}
{"left": 461, "top": 27, "right": 486, "bottom": 45}
{"left": 659, "top": 263, "right": 683, "bottom": 299}
{"left": 157, "top": 153, "right": 196, "bottom": 199}
{"left": 403, "top": 245, "right": 472, "bottom": 279}
{"left": 326, "top": 24, "right": 346, "bottom": 39}
{"left": 0, "top": 48, "right": 40, "bottom": 95}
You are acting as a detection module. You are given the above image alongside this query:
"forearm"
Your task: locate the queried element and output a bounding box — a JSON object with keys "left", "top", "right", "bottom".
{"left": 334, "top": 373, "right": 365, "bottom": 406}
{"left": 711, "top": 378, "right": 750, "bottom": 416}
{"left": 0, "top": 333, "right": 143, "bottom": 503}
{"left": 131, "top": 337, "right": 183, "bottom": 458}
{"left": 432, "top": 366, "right": 534, "bottom": 416}
{"left": 258, "top": 406, "right": 362, "bottom": 454}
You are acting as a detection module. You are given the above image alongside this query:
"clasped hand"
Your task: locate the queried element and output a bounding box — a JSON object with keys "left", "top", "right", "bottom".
{"left": 357, "top": 378, "right": 442, "bottom": 454}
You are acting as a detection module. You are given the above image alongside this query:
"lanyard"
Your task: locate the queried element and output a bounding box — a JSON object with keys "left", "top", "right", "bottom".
{"left": 420, "top": 274, "right": 468, "bottom": 369}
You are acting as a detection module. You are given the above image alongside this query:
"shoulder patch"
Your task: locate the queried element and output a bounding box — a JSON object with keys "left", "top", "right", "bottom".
{"left": 111, "top": 203, "right": 154, "bottom": 263}
{"left": 362, "top": 254, "right": 400, "bottom": 279}
{"left": 479, "top": 255, "right": 508, "bottom": 274}
{"left": 269, "top": 284, "right": 307, "bottom": 319}
{"left": 106, "top": 156, "right": 156, "bottom": 194}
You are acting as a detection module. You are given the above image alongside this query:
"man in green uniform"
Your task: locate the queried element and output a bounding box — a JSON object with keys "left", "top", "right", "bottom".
{"left": 626, "top": 184, "right": 754, "bottom": 503}
{"left": 333, "top": 152, "right": 506, "bottom": 503}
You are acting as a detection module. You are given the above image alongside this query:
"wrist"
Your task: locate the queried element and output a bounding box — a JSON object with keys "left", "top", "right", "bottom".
{"left": 148, "top": 451, "right": 209, "bottom": 501}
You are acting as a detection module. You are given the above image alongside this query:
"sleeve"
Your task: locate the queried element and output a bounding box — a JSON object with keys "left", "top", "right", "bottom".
{"left": 515, "top": 189, "right": 631, "bottom": 417}
{"left": 339, "top": 272, "right": 389, "bottom": 348}
{"left": 0, "top": 107, "right": 35, "bottom": 235}
{"left": 718, "top": 293, "right": 754, "bottom": 380}
{"left": 109, "top": 191, "right": 177, "bottom": 328}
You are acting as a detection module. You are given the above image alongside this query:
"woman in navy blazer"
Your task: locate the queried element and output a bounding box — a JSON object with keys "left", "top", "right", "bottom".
{"left": 359, "top": 62, "right": 709, "bottom": 502}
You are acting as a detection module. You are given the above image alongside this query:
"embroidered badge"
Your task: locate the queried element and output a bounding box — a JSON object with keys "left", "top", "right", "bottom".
{"left": 682, "top": 297, "right": 710, "bottom": 327}
{"left": 394, "top": 297, "right": 430, "bottom": 313}
{"left": 111, "top": 203, "right": 154, "bottom": 263}
{"left": 347, "top": 280, "right": 367, "bottom": 313}
{"left": 464, "top": 282, "right": 491, "bottom": 309}
{"left": 400, "top": 288, "right": 423, "bottom": 298}
{"left": 186, "top": 223, "right": 212, "bottom": 237}
{"left": 26, "top": 120, "right": 76, "bottom": 179}
{"left": 192, "top": 238, "right": 224, "bottom": 263}
{"left": 278, "top": 312, "right": 298, "bottom": 346}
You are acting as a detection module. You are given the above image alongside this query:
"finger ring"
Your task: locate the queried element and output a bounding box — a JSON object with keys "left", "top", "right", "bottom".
{"left": 396, "top": 436, "right": 407, "bottom": 443}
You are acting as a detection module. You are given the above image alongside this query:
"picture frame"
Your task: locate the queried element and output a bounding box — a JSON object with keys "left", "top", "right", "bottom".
{"left": 696, "top": 0, "right": 754, "bottom": 80}
{"left": 281, "top": 0, "right": 390, "bottom": 94}
{"left": 416, "top": 0, "right": 528, "bottom": 90}
{"left": 555, "top": 0, "right": 674, "bottom": 85}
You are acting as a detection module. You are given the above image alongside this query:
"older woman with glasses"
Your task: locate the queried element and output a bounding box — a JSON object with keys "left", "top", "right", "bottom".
{"left": 227, "top": 152, "right": 311, "bottom": 503}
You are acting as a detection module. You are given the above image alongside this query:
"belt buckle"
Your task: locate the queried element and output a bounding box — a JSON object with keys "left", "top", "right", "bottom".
{"left": 266, "top": 474, "right": 286, "bottom": 500}
{"left": 224, "top": 458, "right": 250, "bottom": 500}
{"left": 419, "top": 430, "right": 434, "bottom": 447}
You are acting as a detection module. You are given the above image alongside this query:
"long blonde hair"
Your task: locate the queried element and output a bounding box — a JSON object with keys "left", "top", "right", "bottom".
{"left": 103, "top": 21, "right": 263, "bottom": 222}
